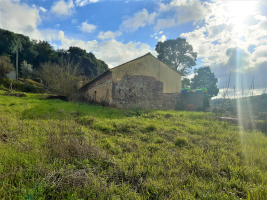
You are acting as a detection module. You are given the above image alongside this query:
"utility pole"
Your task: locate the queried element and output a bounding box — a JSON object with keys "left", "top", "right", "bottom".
{"left": 16, "top": 46, "right": 18, "bottom": 81}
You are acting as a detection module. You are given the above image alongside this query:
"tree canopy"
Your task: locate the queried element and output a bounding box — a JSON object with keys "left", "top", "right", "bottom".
{"left": 191, "top": 66, "right": 219, "bottom": 99}
{"left": 0, "top": 28, "right": 109, "bottom": 80}
{"left": 0, "top": 55, "right": 14, "bottom": 78}
{"left": 155, "top": 37, "right": 197, "bottom": 75}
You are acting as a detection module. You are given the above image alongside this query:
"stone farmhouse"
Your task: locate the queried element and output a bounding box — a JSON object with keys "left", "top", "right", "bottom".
{"left": 77, "top": 52, "right": 203, "bottom": 110}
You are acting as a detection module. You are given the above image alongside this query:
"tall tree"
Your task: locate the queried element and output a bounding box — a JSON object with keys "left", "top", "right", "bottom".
{"left": 33, "top": 40, "right": 58, "bottom": 69}
{"left": 0, "top": 29, "right": 108, "bottom": 80}
{"left": 0, "top": 29, "right": 38, "bottom": 66}
{"left": 155, "top": 37, "right": 197, "bottom": 75}
{"left": 190, "top": 66, "right": 219, "bottom": 99}
{"left": 0, "top": 55, "right": 14, "bottom": 78}
{"left": 182, "top": 78, "right": 191, "bottom": 88}
{"left": 67, "top": 46, "right": 108, "bottom": 78}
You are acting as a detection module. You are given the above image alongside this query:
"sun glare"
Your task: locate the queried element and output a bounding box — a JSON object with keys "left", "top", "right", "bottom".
{"left": 228, "top": 1, "right": 257, "bottom": 24}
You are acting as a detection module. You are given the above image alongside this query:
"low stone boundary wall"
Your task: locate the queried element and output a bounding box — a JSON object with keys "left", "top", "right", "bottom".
{"left": 181, "top": 92, "right": 205, "bottom": 111}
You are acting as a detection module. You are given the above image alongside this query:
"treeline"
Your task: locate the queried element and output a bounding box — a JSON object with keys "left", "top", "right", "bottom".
{"left": 0, "top": 28, "right": 109, "bottom": 79}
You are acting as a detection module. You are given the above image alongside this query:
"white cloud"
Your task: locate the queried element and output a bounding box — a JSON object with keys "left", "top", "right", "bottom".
{"left": 120, "top": 9, "right": 157, "bottom": 32}
{"left": 98, "top": 31, "right": 122, "bottom": 40}
{"left": 75, "top": 0, "right": 99, "bottom": 6}
{"left": 80, "top": 22, "right": 96, "bottom": 33}
{"left": 158, "top": 35, "right": 167, "bottom": 42}
{"left": 159, "top": 31, "right": 163, "bottom": 34}
{"left": 51, "top": 0, "right": 74, "bottom": 16}
{"left": 58, "top": 31, "right": 154, "bottom": 67}
{"left": 39, "top": 6, "right": 47, "bottom": 12}
{"left": 0, "top": 0, "right": 43, "bottom": 40}
{"left": 54, "top": 24, "right": 60, "bottom": 27}
{"left": 251, "top": 45, "right": 267, "bottom": 63}
{"left": 155, "top": 36, "right": 158, "bottom": 39}
{"left": 40, "top": 29, "right": 60, "bottom": 42}
{"left": 175, "top": 0, "right": 210, "bottom": 24}
{"left": 179, "top": 1, "right": 267, "bottom": 93}
{"left": 155, "top": 18, "right": 176, "bottom": 30}
{"left": 71, "top": 19, "right": 77, "bottom": 23}
{"left": 155, "top": 0, "right": 210, "bottom": 30}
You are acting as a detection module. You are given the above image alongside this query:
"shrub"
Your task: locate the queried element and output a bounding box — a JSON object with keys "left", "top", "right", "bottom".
{"left": 20, "top": 61, "right": 33, "bottom": 79}
{"left": 174, "top": 136, "right": 188, "bottom": 147}
{"left": 143, "top": 124, "right": 156, "bottom": 132}
{"left": 0, "top": 78, "right": 45, "bottom": 93}
{"left": 0, "top": 84, "right": 6, "bottom": 90}
{"left": 155, "top": 137, "right": 164, "bottom": 144}
{"left": 0, "top": 55, "right": 14, "bottom": 78}
{"left": 37, "top": 61, "right": 81, "bottom": 97}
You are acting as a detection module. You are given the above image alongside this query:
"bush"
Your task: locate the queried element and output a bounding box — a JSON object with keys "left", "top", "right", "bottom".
{"left": 174, "top": 136, "right": 188, "bottom": 147}
{"left": 0, "top": 78, "right": 45, "bottom": 93}
{"left": 143, "top": 124, "right": 157, "bottom": 132}
{"left": 255, "top": 120, "right": 267, "bottom": 134}
{"left": 0, "top": 55, "right": 14, "bottom": 78}
{"left": 0, "top": 84, "right": 7, "bottom": 90}
{"left": 20, "top": 61, "right": 33, "bottom": 79}
{"left": 37, "top": 61, "right": 81, "bottom": 97}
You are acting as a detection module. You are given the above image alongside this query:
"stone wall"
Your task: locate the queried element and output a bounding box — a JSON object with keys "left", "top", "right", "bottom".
{"left": 181, "top": 92, "right": 205, "bottom": 110}
{"left": 111, "top": 54, "right": 182, "bottom": 94}
{"left": 76, "top": 73, "right": 112, "bottom": 106}
{"left": 112, "top": 75, "right": 178, "bottom": 110}
{"left": 162, "top": 93, "right": 180, "bottom": 110}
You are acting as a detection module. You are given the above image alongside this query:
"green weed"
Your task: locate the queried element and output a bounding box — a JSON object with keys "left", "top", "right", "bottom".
{"left": 1, "top": 92, "right": 267, "bottom": 199}
{"left": 174, "top": 136, "right": 188, "bottom": 147}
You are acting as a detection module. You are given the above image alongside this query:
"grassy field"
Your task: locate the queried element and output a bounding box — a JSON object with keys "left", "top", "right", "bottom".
{"left": 1, "top": 90, "right": 267, "bottom": 199}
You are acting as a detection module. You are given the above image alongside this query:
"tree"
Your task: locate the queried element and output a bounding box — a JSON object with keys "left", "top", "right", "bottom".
{"left": 191, "top": 66, "right": 219, "bottom": 99}
{"left": 21, "top": 61, "right": 33, "bottom": 79}
{"left": 0, "top": 55, "right": 14, "bottom": 78}
{"left": 0, "top": 29, "right": 109, "bottom": 80}
{"left": 37, "top": 59, "right": 81, "bottom": 97}
{"left": 182, "top": 78, "right": 191, "bottom": 88}
{"left": 67, "top": 46, "right": 109, "bottom": 78}
{"left": 155, "top": 37, "right": 197, "bottom": 75}
{"left": 0, "top": 29, "right": 38, "bottom": 68}
{"left": 33, "top": 40, "right": 58, "bottom": 69}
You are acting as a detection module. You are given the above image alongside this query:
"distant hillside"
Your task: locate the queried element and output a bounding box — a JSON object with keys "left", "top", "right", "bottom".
{"left": 211, "top": 93, "right": 267, "bottom": 113}
{"left": 0, "top": 28, "right": 109, "bottom": 79}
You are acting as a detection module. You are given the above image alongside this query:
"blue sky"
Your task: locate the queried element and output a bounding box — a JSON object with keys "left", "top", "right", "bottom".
{"left": 0, "top": 0, "right": 266, "bottom": 97}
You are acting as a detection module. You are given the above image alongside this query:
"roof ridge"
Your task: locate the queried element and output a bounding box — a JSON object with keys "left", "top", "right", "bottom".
{"left": 78, "top": 52, "right": 183, "bottom": 91}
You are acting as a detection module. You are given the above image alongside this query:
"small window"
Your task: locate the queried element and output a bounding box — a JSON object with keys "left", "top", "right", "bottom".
{"left": 94, "top": 91, "right": 97, "bottom": 100}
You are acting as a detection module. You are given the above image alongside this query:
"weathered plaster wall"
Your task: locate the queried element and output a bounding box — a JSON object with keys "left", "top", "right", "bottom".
{"left": 79, "top": 73, "right": 112, "bottom": 105}
{"left": 112, "top": 75, "right": 179, "bottom": 110}
{"left": 111, "top": 54, "right": 182, "bottom": 93}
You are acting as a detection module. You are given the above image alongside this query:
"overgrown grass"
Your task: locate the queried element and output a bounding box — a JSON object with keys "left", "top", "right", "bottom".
{"left": 1, "top": 92, "right": 267, "bottom": 199}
